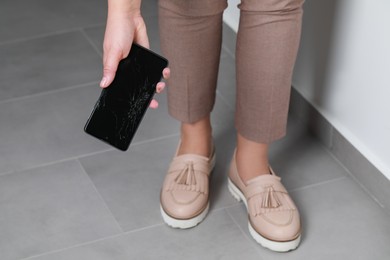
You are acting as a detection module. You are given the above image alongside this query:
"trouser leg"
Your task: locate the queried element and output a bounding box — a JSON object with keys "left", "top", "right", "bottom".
{"left": 158, "top": 0, "right": 227, "bottom": 123}
{"left": 235, "top": 0, "right": 304, "bottom": 143}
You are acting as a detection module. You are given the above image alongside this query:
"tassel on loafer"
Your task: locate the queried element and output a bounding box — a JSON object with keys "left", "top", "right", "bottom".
{"left": 160, "top": 144, "right": 215, "bottom": 229}
{"left": 228, "top": 150, "right": 301, "bottom": 252}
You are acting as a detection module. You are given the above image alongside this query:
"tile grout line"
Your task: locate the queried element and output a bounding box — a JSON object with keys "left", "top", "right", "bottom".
{"left": 221, "top": 44, "right": 235, "bottom": 60}
{"left": 127, "top": 132, "right": 180, "bottom": 148}
{"left": 290, "top": 91, "right": 389, "bottom": 213}
{"left": 75, "top": 159, "right": 125, "bottom": 233}
{"left": 325, "top": 145, "right": 387, "bottom": 210}
{"left": 313, "top": 124, "right": 387, "bottom": 211}
{"left": 0, "top": 80, "right": 99, "bottom": 106}
{"left": 79, "top": 28, "right": 103, "bottom": 58}
{"left": 76, "top": 147, "right": 116, "bottom": 159}
{"left": 224, "top": 208, "right": 265, "bottom": 257}
{"left": 121, "top": 222, "right": 165, "bottom": 235}
{"left": 288, "top": 176, "right": 347, "bottom": 193}
{"left": 20, "top": 222, "right": 166, "bottom": 260}
{"left": 0, "top": 157, "right": 78, "bottom": 178}
{"left": 76, "top": 133, "right": 180, "bottom": 160}
{"left": 0, "top": 133, "right": 180, "bottom": 178}
{"left": 218, "top": 202, "right": 244, "bottom": 211}
{"left": 76, "top": 133, "right": 181, "bottom": 159}
{"left": 216, "top": 91, "right": 235, "bottom": 111}
{"left": 0, "top": 147, "right": 113, "bottom": 178}
{"left": 206, "top": 202, "right": 242, "bottom": 216}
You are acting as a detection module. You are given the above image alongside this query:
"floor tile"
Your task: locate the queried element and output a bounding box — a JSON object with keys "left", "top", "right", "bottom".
{"left": 79, "top": 131, "right": 240, "bottom": 232}
{"left": 0, "top": 84, "right": 108, "bottom": 175}
{"left": 269, "top": 133, "right": 347, "bottom": 191}
{"left": 0, "top": 31, "right": 101, "bottom": 101}
{"left": 332, "top": 130, "right": 390, "bottom": 214}
{"left": 0, "top": 83, "right": 184, "bottom": 175}
{"left": 79, "top": 137, "right": 177, "bottom": 231}
{"left": 129, "top": 92, "right": 180, "bottom": 145}
{"left": 216, "top": 51, "right": 236, "bottom": 110}
{"left": 226, "top": 177, "right": 390, "bottom": 259}
{"left": 209, "top": 108, "right": 239, "bottom": 211}
{"left": 0, "top": 0, "right": 106, "bottom": 43}
{"left": 0, "top": 160, "right": 121, "bottom": 260}
{"left": 82, "top": 25, "right": 104, "bottom": 56}
{"left": 29, "top": 210, "right": 262, "bottom": 260}
{"left": 2, "top": 0, "right": 389, "bottom": 258}
{"left": 222, "top": 23, "right": 237, "bottom": 58}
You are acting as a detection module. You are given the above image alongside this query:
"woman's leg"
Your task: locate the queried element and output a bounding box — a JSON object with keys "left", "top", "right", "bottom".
{"left": 235, "top": 0, "right": 305, "bottom": 182}
{"left": 158, "top": 0, "right": 227, "bottom": 229}
{"left": 227, "top": 0, "right": 305, "bottom": 251}
{"left": 158, "top": 1, "right": 227, "bottom": 156}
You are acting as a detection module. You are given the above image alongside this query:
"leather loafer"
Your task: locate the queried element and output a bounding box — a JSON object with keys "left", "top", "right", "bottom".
{"left": 160, "top": 144, "right": 215, "bottom": 229}
{"left": 228, "top": 150, "right": 301, "bottom": 252}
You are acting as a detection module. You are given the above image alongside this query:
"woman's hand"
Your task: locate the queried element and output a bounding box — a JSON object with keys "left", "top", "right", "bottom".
{"left": 100, "top": 0, "right": 170, "bottom": 108}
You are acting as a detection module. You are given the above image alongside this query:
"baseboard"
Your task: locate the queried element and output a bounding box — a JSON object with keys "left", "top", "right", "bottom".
{"left": 289, "top": 88, "right": 390, "bottom": 214}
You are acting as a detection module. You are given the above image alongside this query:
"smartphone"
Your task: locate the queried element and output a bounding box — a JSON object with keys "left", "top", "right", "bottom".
{"left": 84, "top": 43, "right": 168, "bottom": 151}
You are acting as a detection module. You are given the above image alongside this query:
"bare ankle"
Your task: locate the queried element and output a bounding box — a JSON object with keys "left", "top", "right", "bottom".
{"left": 178, "top": 116, "right": 212, "bottom": 157}
{"left": 236, "top": 133, "right": 270, "bottom": 183}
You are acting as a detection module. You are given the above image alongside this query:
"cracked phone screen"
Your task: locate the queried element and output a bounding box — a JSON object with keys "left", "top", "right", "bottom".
{"left": 84, "top": 44, "right": 168, "bottom": 151}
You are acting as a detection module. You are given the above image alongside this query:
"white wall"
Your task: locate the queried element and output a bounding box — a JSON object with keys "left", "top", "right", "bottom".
{"left": 223, "top": 0, "right": 240, "bottom": 32}
{"left": 223, "top": 0, "right": 390, "bottom": 179}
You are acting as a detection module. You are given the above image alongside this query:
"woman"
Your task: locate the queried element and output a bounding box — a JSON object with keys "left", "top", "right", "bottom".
{"left": 100, "top": 0, "right": 304, "bottom": 252}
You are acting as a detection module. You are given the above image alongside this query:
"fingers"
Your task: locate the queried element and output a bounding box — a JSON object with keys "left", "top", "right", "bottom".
{"left": 152, "top": 81, "right": 166, "bottom": 109}
{"left": 101, "top": 16, "right": 150, "bottom": 89}
{"left": 156, "top": 82, "right": 165, "bottom": 93}
{"left": 101, "top": 47, "right": 123, "bottom": 88}
{"left": 149, "top": 99, "right": 158, "bottom": 109}
{"left": 156, "top": 67, "right": 170, "bottom": 94}
{"left": 163, "top": 68, "right": 170, "bottom": 80}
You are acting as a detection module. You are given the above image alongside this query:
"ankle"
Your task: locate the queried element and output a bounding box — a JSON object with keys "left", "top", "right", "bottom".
{"left": 177, "top": 116, "right": 212, "bottom": 157}
{"left": 236, "top": 134, "right": 270, "bottom": 183}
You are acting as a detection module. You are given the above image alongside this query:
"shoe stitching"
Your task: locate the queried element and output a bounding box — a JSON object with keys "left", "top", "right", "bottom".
{"left": 259, "top": 210, "right": 294, "bottom": 226}
{"left": 170, "top": 190, "right": 202, "bottom": 205}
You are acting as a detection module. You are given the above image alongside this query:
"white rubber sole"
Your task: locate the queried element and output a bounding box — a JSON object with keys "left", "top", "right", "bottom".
{"left": 160, "top": 203, "right": 210, "bottom": 229}
{"left": 228, "top": 178, "right": 301, "bottom": 252}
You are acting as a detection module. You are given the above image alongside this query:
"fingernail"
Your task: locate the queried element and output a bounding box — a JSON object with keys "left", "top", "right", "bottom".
{"left": 150, "top": 100, "right": 158, "bottom": 109}
{"left": 100, "top": 77, "right": 107, "bottom": 88}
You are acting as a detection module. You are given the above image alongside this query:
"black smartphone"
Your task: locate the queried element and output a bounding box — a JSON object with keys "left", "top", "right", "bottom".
{"left": 84, "top": 43, "right": 168, "bottom": 151}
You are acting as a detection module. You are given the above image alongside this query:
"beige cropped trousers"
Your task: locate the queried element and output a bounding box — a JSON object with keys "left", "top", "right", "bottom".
{"left": 158, "top": 0, "right": 304, "bottom": 143}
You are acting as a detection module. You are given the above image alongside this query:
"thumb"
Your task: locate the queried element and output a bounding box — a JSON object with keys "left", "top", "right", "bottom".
{"left": 134, "top": 29, "right": 150, "bottom": 49}
{"left": 100, "top": 48, "right": 123, "bottom": 88}
{"left": 133, "top": 19, "right": 150, "bottom": 49}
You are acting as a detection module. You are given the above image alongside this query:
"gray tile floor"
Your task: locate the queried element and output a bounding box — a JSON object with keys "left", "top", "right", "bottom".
{"left": 0, "top": 1, "right": 389, "bottom": 259}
